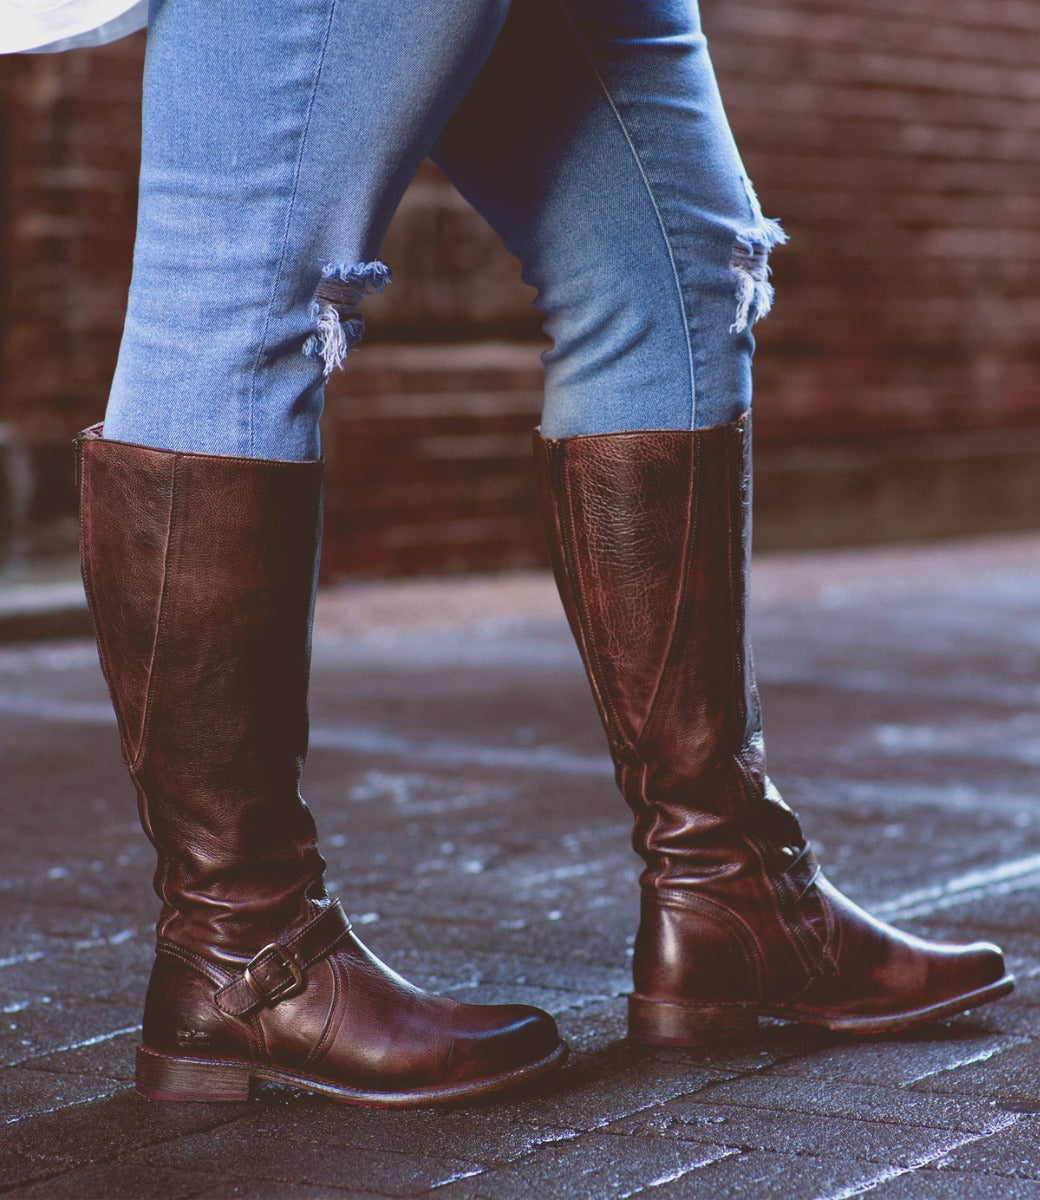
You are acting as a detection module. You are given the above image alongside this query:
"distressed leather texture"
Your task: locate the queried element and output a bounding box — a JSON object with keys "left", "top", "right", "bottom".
{"left": 77, "top": 427, "right": 559, "bottom": 1095}
{"left": 535, "top": 416, "right": 1007, "bottom": 1024}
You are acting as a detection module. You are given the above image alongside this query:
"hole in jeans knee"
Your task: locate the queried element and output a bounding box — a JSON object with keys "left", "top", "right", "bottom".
{"left": 302, "top": 260, "right": 391, "bottom": 378}
{"left": 729, "top": 176, "right": 788, "bottom": 334}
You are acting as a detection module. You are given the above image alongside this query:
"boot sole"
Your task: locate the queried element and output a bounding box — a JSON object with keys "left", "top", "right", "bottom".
{"left": 136, "top": 1040, "right": 567, "bottom": 1107}
{"left": 628, "top": 973, "right": 1016, "bottom": 1046}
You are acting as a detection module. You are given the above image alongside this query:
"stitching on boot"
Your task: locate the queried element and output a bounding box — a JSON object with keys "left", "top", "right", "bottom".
{"left": 654, "top": 888, "right": 766, "bottom": 994}
{"left": 156, "top": 937, "right": 229, "bottom": 988}
{"left": 303, "top": 959, "right": 346, "bottom": 1071}
{"left": 132, "top": 455, "right": 180, "bottom": 773}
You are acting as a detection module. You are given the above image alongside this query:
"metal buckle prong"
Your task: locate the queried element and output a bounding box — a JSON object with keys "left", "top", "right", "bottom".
{"left": 243, "top": 942, "right": 305, "bottom": 1005}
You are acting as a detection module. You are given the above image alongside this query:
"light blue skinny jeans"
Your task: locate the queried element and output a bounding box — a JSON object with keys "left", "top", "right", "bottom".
{"left": 104, "top": 0, "right": 785, "bottom": 460}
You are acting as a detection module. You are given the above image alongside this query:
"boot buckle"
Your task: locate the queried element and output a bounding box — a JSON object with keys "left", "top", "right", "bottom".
{"left": 243, "top": 942, "right": 305, "bottom": 1005}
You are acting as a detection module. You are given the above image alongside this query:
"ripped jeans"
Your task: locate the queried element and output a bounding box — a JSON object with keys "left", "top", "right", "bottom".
{"left": 103, "top": 0, "right": 784, "bottom": 460}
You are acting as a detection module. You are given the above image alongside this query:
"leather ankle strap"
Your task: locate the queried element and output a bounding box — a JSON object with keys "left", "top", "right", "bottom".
{"left": 215, "top": 901, "right": 352, "bottom": 1017}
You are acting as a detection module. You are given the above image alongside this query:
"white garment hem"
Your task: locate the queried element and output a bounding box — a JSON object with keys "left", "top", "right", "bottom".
{"left": 1, "top": 1, "right": 146, "bottom": 54}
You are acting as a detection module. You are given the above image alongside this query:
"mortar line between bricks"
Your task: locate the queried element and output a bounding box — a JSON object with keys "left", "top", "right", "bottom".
{"left": 0, "top": 1109, "right": 261, "bottom": 1198}
{"left": 590, "top": 1094, "right": 1022, "bottom": 1166}
{"left": 14, "top": 1061, "right": 134, "bottom": 1085}
{"left": 0, "top": 1172, "right": 212, "bottom": 1200}
{"left": 901, "top": 1037, "right": 1031, "bottom": 1086}
{"left": 2, "top": 1085, "right": 126, "bottom": 1129}
{"left": 424, "top": 1117, "right": 739, "bottom": 1196}
{"left": 1, "top": 1091, "right": 530, "bottom": 1198}
{"left": 501, "top": 1087, "right": 747, "bottom": 1151}
{"left": 0, "top": 924, "right": 146, "bottom": 970}
{"left": 427, "top": 1165, "right": 489, "bottom": 1192}
{"left": 1, "top": 1085, "right": 572, "bottom": 1190}
{"left": 5, "top": 1024, "right": 141, "bottom": 1071}
{"left": 4, "top": 1141, "right": 504, "bottom": 1200}
{"left": 812, "top": 1112, "right": 1024, "bottom": 1200}
{"left": 760, "top": 1034, "right": 1031, "bottom": 1093}
{"left": 675, "top": 1086, "right": 1005, "bottom": 1138}
{"left": 614, "top": 1147, "right": 743, "bottom": 1199}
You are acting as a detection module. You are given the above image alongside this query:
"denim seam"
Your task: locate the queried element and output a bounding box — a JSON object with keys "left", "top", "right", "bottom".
{"left": 553, "top": 0, "right": 697, "bottom": 429}
{"left": 246, "top": 0, "right": 339, "bottom": 458}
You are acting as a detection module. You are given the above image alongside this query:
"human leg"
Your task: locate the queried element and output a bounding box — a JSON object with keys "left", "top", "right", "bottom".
{"left": 104, "top": 0, "right": 513, "bottom": 459}
{"left": 433, "top": 0, "right": 783, "bottom": 436}
{"left": 435, "top": 0, "right": 1012, "bottom": 1039}
{"left": 79, "top": 0, "right": 566, "bottom": 1104}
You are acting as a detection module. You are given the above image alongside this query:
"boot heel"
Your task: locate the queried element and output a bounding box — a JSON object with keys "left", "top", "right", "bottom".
{"left": 628, "top": 995, "right": 759, "bottom": 1047}
{"left": 136, "top": 1045, "right": 253, "bottom": 1102}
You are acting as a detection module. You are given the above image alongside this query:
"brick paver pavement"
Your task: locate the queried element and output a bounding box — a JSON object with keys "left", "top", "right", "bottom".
{"left": 2, "top": 537, "right": 1039, "bottom": 1198}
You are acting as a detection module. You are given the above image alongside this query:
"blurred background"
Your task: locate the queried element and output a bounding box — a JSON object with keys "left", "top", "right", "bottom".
{"left": 1, "top": 0, "right": 1038, "bottom": 579}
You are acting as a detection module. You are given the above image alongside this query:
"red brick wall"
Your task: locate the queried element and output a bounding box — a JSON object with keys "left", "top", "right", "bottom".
{"left": 708, "top": 0, "right": 1040, "bottom": 445}
{"left": 2, "top": 3, "right": 1039, "bottom": 570}
{"left": 1, "top": 41, "right": 142, "bottom": 440}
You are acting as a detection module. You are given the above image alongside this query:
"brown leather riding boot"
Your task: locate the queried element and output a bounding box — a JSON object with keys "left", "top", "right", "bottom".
{"left": 535, "top": 413, "right": 1012, "bottom": 1045}
{"left": 77, "top": 425, "right": 564, "bottom": 1105}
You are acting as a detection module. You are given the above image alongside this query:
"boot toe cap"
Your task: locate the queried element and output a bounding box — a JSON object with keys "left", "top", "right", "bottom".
{"left": 447, "top": 1004, "right": 562, "bottom": 1083}
{"left": 945, "top": 939, "right": 1009, "bottom": 993}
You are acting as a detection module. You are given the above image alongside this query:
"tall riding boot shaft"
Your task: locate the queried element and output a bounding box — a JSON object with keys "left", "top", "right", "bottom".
{"left": 79, "top": 425, "right": 328, "bottom": 958}
{"left": 78, "top": 426, "right": 564, "bottom": 1105}
{"left": 535, "top": 415, "right": 1012, "bottom": 1043}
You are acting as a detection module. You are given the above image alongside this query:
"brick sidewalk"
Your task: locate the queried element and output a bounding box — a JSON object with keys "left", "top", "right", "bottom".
{"left": 2, "top": 538, "right": 1039, "bottom": 1198}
